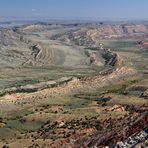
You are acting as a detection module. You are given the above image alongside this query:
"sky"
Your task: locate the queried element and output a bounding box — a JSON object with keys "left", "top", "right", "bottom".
{"left": 0, "top": 0, "right": 148, "bottom": 20}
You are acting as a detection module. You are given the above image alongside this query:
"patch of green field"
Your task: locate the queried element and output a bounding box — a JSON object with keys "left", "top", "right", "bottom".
{"left": 6, "top": 120, "right": 42, "bottom": 132}
{"left": 100, "top": 40, "right": 138, "bottom": 51}
{"left": 0, "top": 128, "right": 16, "bottom": 139}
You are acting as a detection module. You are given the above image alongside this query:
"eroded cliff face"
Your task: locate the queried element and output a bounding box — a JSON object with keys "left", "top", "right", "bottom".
{"left": 100, "top": 48, "right": 118, "bottom": 66}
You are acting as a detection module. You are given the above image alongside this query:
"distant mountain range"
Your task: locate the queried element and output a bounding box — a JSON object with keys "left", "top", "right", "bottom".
{"left": 0, "top": 16, "right": 148, "bottom": 27}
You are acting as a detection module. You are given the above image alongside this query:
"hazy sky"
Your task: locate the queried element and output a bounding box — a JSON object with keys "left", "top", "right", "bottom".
{"left": 0, "top": 0, "right": 148, "bottom": 20}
